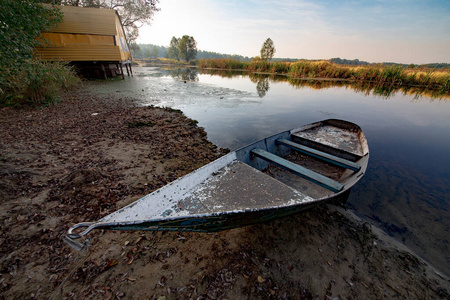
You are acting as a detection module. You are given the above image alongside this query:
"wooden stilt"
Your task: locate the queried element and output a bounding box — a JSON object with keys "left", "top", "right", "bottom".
{"left": 101, "top": 64, "right": 108, "bottom": 80}
{"left": 115, "top": 63, "right": 120, "bottom": 76}
{"left": 119, "top": 64, "right": 125, "bottom": 80}
{"left": 125, "top": 63, "right": 130, "bottom": 77}
{"left": 129, "top": 63, "right": 133, "bottom": 77}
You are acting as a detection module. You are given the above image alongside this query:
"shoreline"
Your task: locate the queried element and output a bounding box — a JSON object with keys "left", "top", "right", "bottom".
{"left": 329, "top": 206, "right": 449, "bottom": 282}
{"left": 0, "top": 91, "right": 448, "bottom": 298}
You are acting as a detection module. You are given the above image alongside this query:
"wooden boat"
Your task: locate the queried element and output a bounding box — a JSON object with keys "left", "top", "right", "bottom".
{"left": 64, "top": 119, "right": 369, "bottom": 250}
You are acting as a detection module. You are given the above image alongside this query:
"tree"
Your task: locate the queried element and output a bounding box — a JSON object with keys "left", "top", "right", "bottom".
{"left": 150, "top": 45, "right": 158, "bottom": 58}
{"left": 143, "top": 47, "right": 151, "bottom": 58}
{"left": 0, "top": 0, "right": 62, "bottom": 69}
{"left": 129, "top": 42, "right": 140, "bottom": 58}
{"left": 186, "top": 36, "right": 198, "bottom": 62}
{"left": 167, "top": 37, "right": 180, "bottom": 60}
{"left": 60, "top": 0, "right": 160, "bottom": 43}
{"left": 177, "top": 35, "right": 197, "bottom": 62}
{"left": 260, "top": 38, "right": 276, "bottom": 62}
{"left": 0, "top": 0, "right": 80, "bottom": 105}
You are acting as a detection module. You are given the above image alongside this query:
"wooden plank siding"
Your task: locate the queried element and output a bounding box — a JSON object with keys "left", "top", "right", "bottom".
{"left": 36, "top": 46, "right": 123, "bottom": 61}
{"left": 40, "top": 33, "right": 115, "bottom": 47}
{"left": 35, "top": 5, "right": 130, "bottom": 62}
{"left": 48, "top": 6, "right": 117, "bottom": 35}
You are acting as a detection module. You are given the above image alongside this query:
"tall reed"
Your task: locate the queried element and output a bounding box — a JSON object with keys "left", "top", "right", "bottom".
{"left": 197, "top": 59, "right": 450, "bottom": 93}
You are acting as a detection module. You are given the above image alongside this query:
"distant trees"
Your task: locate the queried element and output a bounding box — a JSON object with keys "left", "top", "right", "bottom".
{"left": 129, "top": 42, "right": 140, "bottom": 57}
{"left": 260, "top": 38, "right": 276, "bottom": 62}
{"left": 330, "top": 58, "right": 369, "bottom": 66}
{"left": 167, "top": 36, "right": 197, "bottom": 62}
{"left": 167, "top": 37, "right": 180, "bottom": 60}
{"left": 423, "top": 63, "right": 450, "bottom": 69}
{"left": 131, "top": 44, "right": 166, "bottom": 59}
{"left": 150, "top": 45, "right": 159, "bottom": 58}
{"left": 178, "top": 35, "right": 197, "bottom": 62}
{"left": 132, "top": 43, "right": 251, "bottom": 61}
{"left": 196, "top": 50, "right": 250, "bottom": 61}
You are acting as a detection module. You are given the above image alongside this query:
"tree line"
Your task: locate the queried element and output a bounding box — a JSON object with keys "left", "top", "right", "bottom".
{"left": 130, "top": 43, "right": 252, "bottom": 61}
{"left": 131, "top": 37, "right": 276, "bottom": 62}
{"left": 331, "top": 58, "right": 449, "bottom": 69}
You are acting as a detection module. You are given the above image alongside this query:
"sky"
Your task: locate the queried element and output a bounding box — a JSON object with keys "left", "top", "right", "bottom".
{"left": 136, "top": 0, "right": 450, "bottom": 64}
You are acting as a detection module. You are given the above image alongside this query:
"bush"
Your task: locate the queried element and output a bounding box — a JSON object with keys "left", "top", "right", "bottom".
{"left": 1, "top": 59, "right": 81, "bottom": 106}
{"left": 0, "top": 1, "right": 81, "bottom": 106}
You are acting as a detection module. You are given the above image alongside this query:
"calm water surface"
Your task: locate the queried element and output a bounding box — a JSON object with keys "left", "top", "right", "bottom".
{"left": 86, "top": 67, "right": 450, "bottom": 276}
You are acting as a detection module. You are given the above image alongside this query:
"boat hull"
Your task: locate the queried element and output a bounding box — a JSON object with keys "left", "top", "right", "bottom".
{"left": 64, "top": 119, "right": 369, "bottom": 250}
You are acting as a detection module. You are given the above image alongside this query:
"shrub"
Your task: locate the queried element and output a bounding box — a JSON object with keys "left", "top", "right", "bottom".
{"left": 0, "top": 1, "right": 81, "bottom": 106}
{"left": 1, "top": 59, "right": 81, "bottom": 106}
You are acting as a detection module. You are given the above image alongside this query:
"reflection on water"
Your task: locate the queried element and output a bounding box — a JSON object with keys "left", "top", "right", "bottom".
{"left": 165, "top": 68, "right": 199, "bottom": 82}
{"left": 202, "top": 68, "right": 450, "bottom": 100}
{"left": 84, "top": 67, "right": 450, "bottom": 276}
{"left": 255, "top": 77, "right": 270, "bottom": 97}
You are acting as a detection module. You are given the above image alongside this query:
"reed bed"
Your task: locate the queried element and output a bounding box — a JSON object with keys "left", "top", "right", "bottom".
{"left": 197, "top": 59, "right": 450, "bottom": 93}
{"left": 197, "top": 58, "right": 246, "bottom": 70}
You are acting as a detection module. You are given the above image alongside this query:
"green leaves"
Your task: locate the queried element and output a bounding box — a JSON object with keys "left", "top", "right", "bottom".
{"left": 260, "top": 38, "right": 276, "bottom": 62}
{"left": 0, "top": 1, "right": 80, "bottom": 106}
{"left": 167, "top": 36, "right": 198, "bottom": 62}
{"left": 0, "top": 1, "right": 62, "bottom": 67}
{"left": 167, "top": 37, "right": 180, "bottom": 60}
{"left": 178, "top": 35, "right": 197, "bottom": 62}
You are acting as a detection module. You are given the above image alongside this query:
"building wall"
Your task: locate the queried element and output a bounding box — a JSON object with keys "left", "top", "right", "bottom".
{"left": 36, "top": 5, "right": 130, "bottom": 62}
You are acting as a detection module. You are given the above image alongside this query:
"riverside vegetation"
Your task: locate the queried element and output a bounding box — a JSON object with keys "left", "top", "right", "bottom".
{"left": 197, "top": 59, "right": 450, "bottom": 94}
{"left": 0, "top": 1, "right": 80, "bottom": 107}
{"left": 199, "top": 69, "right": 449, "bottom": 100}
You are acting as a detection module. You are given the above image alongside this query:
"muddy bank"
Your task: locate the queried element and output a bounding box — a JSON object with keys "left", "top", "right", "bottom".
{"left": 0, "top": 92, "right": 448, "bottom": 299}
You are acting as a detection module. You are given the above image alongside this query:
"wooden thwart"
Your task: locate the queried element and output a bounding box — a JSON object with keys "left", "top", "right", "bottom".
{"left": 251, "top": 148, "right": 344, "bottom": 193}
{"left": 276, "top": 138, "right": 361, "bottom": 172}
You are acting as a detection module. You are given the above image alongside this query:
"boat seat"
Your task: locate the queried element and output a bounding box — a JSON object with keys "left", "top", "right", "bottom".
{"left": 250, "top": 148, "right": 344, "bottom": 193}
{"left": 276, "top": 138, "right": 361, "bottom": 172}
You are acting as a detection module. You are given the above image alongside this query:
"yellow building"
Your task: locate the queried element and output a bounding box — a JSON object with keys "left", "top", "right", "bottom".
{"left": 36, "top": 5, "right": 132, "bottom": 79}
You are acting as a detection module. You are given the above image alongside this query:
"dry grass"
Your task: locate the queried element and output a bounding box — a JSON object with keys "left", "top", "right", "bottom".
{"left": 197, "top": 59, "right": 450, "bottom": 93}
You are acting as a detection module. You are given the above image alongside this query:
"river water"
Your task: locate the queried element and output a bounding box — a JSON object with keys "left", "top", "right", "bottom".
{"left": 85, "top": 67, "right": 450, "bottom": 276}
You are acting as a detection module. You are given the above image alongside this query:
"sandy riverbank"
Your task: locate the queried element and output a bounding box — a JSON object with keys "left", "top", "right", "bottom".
{"left": 0, "top": 92, "right": 448, "bottom": 299}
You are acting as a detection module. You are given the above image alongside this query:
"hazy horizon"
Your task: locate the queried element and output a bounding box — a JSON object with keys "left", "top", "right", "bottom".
{"left": 133, "top": 43, "right": 449, "bottom": 65}
{"left": 136, "top": 0, "right": 450, "bottom": 65}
